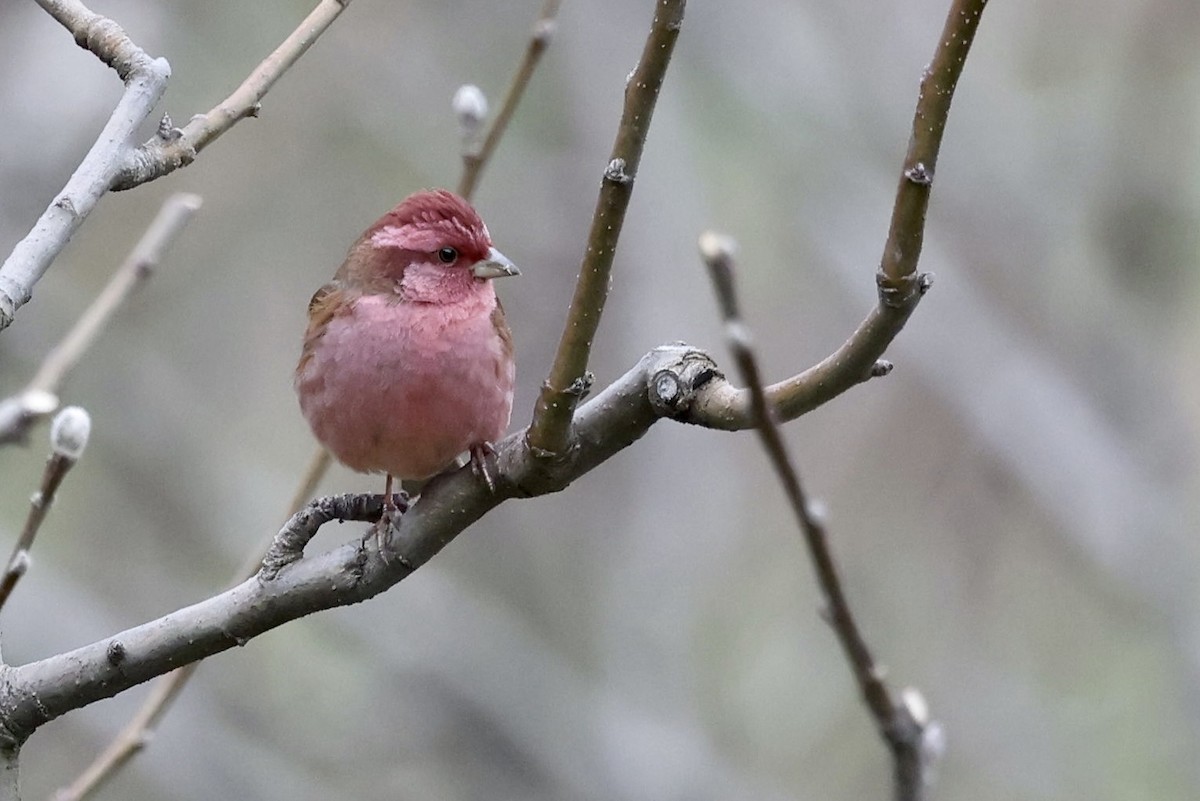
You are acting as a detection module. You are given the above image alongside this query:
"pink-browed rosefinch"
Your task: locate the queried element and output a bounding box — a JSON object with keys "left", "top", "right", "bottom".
{"left": 295, "top": 189, "right": 519, "bottom": 504}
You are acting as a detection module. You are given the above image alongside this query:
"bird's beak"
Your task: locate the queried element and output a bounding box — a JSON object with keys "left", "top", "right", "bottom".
{"left": 471, "top": 247, "right": 521, "bottom": 280}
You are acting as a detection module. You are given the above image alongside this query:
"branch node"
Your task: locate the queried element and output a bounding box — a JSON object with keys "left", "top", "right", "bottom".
{"left": 805, "top": 497, "right": 829, "bottom": 526}
{"left": 876, "top": 269, "right": 923, "bottom": 309}
{"left": 903, "top": 162, "right": 933, "bottom": 186}
{"left": 650, "top": 369, "right": 684, "bottom": 411}
{"left": 155, "top": 114, "right": 181, "bottom": 141}
{"left": 566, "top": 372, "right": 595, "bottom": 399}
{"left": 524, "top": 435, "right": 574, "bottom": 463}
{"left": 105, "top": 641, "right": 126, "bottom": 666}
{"left": 603, "top": 157, "right": 632, "bottom": 185}
{"left": 260, "top": 493, "right": 398, "bottom": 580}
{"left": 870, "top": 360, "right": 894, "bottom": 378}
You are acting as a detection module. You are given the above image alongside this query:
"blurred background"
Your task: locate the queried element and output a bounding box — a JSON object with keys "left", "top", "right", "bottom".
{"left": 1, "top": 0, "right": 1198, "bottom": 798}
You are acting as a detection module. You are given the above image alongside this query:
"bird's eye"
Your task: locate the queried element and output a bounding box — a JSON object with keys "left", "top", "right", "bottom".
{"left": 436, "top": 247, "right": 458, "bottom": 264}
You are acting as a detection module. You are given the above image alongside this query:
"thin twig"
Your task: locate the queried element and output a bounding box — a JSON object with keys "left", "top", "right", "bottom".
{"left": 457, "top": 0, "right": 563, "bottom": 200}
{"left": 699, "top": 233, "right": 936, "bottom": 800}
{"left": 526, "top": 0, "right": 686, "bottom": 457}
{"left": 0, "top": 194, "right": 201, "bottom": 446}
{"left": 879, "top": 0, "right": 988, "bottom": 286}
{"left": 682, "top": 0, "right": 988, "bottom": 434}
{"left": 112, "top": 0, "right": 352, "bottom": 191}
{"left": 0, "top": 407, "right": 91, "bottom": 613}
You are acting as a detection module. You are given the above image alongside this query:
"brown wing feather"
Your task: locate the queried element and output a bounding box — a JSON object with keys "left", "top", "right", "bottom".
{"left": 297, "top": 281, "right": 354, "bottom": 375}
{"left": 491, "top": 298, "right": 514, "bottom": 381}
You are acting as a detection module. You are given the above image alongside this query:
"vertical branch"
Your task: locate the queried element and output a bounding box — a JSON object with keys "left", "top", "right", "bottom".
{"left": 526, "top": 0, "right": 686, "bottom": 456}
{"left": 699, "top": 233, "right": 939, "bottom": 801}
{"left": 878, "top": 0, "right": 989, "bottom": 290}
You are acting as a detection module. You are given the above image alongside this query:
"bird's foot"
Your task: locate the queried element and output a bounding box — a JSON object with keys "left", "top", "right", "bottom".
{"left": 371, "top": 508, "right": 395, "bottom": 564}
{"left": 371, "top": 476, "right": 409, "bottom": 564}
{"left": 469, "top": 442, "right": 498, "bottom": 493}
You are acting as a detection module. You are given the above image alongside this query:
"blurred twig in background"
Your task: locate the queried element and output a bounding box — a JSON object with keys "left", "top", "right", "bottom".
{"left": 699, "top": 231, "right": 940, "bottom": 801}
{"left": 0, "top": 407, "right": 91, "bottom": 614}
{"left": 0, "top": 194, "right": 201, "bottom": 446}
{"left": 458, "top": 0, "right": 563, "bottom": 200}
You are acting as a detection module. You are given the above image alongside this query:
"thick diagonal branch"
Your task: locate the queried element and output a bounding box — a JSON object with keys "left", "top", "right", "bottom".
{"left": 0, "top": 344, "right": 719, "bottom": 744}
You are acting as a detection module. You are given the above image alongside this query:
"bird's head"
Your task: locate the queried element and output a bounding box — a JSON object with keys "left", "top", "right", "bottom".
{"left": 339, "top": 189, "right": 519, "bottom": 302}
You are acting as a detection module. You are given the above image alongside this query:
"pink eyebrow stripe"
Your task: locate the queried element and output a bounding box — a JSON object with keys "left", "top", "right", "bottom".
{"left": 370, "top": 225, "right": 417, "bottom": 249}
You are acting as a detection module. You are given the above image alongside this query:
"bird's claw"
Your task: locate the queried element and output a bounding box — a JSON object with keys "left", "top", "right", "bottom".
{"left": 372, "top": 509, "right": 395, "bottom": 564}
{"left": 469, "top": 442, "right": 498, "bottom": 493}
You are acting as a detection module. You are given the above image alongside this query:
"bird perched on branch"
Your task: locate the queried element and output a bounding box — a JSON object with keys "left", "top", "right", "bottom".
{"left": 295, "top": 189, "right": 519, "bottom": 508}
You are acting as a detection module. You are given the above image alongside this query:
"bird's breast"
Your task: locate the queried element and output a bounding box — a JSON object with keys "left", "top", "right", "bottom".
{"left": 296, "top": 293, "right": 514, "bottom": 478}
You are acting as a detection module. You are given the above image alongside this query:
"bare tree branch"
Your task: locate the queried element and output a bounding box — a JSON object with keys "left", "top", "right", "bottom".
{"left": 457, "top": 0, "right": 563, "bottom": 199}
{"left": 0, "top": 343, "right": 717, "bottom": 744}
{"left": 699, "top": 233, "right": 939, "bottom": 801}
{"left": 678, "top": 0, "right": 988, "bottom": 434}
{"left": 111, "top": 0, "right": 352, "bottom": 191}
{"left": 0, "top": 194, "right": 201, "bottom": 446}
{"left": 0, "top": 0, "right": 349, "bottom": 333}
{"left": 526, "top": 0, "right": 686, "bottom": 456}
{"left": 0, "top": 0, "right": 170, "bottom": 332}
{"left": 880, "top": 0, "right": 988, "bottom": 286}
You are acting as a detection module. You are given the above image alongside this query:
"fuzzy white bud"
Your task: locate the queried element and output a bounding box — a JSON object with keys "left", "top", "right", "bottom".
{"left": 452, "top": 84, "right": 489, "bottom": 136}
{"left": 697, "top": 230, "right": 738, "bottom": 262}
{"left": 50, "top": 405, "right": 91, "bottom": 460}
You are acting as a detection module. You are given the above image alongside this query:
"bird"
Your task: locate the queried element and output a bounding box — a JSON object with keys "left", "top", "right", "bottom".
{"left": 295, "top": 189, "right": 519, "bottom": 515}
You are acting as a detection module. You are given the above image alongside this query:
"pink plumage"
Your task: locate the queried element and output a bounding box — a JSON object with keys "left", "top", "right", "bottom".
{"left": 295, "top": 190, "right": 518, "bottom": 483}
